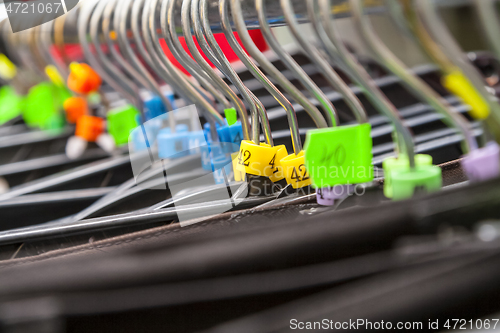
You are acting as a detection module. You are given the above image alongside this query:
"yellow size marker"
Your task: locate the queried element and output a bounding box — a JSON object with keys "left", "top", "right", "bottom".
{"left": 442, "top": 70, "right": 490, "bottom": 120}
{"left": 231, "top": 152, "right": 246, "bottom": 182}
{"left": 0, "top": 54, "right": 17, "bottom": 80}
{"left": 45, "top": 65, "right": 65, "bottom": 87}
{"left": 235, "top": 140, "right": 279, "bottom": 177}
{"left": 260, "top": 144, "right": 288, "bottom": 183}
{"left": 280, "top": 151, "right": 312, "bottom": 189}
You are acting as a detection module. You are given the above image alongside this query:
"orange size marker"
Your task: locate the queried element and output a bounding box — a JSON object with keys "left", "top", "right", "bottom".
{"left": 75, "top": 115, "right": 104, "bottom": 142}
{"left": 63, "top": 96, "right": 88, "bottom": 124}
{"left": 67, "top": 63, "right": 102, "bottom": 94}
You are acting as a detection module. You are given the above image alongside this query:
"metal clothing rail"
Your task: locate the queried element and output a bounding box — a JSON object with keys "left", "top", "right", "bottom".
{"left": 56, "top": 0, "right": 474, "bottom": 42}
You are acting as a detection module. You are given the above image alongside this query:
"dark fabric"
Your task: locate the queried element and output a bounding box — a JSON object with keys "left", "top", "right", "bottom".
{"left": 0, "top": 160, "right": 497, "bottom": 333}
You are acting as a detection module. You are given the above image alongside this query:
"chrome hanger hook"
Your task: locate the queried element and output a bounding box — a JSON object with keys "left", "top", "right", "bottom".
{"left": 191, "top": 0, "right": 268, "bottom": 144}
{"left": 116, "top": 0, "right": 176, "bottom": 130}
{"left": 256, "top": 0, "right": 338, "bottom": 128}
{"left": 223, "top": 0, "right": 301, "bottom": 154}
{"left": 162, "top": 0, "right": 231, "bottom": 111}
{"left": 89, "top": 0, "right": 141, "bottom": 109}
{"left": 350, "top": 0, "right": 476, "bottom": 154}
{"left": 317, "top": 0, "right": 416, "bottom": 168}
{"left": 78, "top": 0, "right": 138, "bottom": 108}
{"left": 229, "top": 0, "right": 329, "bottom": 130}
{"left": 281, "top": 0, "right": 368, "bottom": 125}
{"left": 145, "top": 0, "right": 225, "bottom": 132}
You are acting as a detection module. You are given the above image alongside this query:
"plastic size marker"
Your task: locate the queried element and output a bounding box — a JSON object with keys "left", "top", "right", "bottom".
{"left": 316, "top": 185, "right": 354, "bottom": 206}
{"left": 280, "top": 151, "right": 312, "bottom": 189}
{"left": 261, "top": 144, "right": 288, "bottom": 183}
{"left": 461, "top": 142, "right": 500, "bottom": 182}
{"left": 217, "top": 122, "right": 243, "bottom": 153}
{"left": 201, "top": 144, "right": 213, "bottom": 171}
{"left": 200, "top": 143, "right": 230, "bottom": 171}
{"left": 144, "top": 92, "right": 176, "bottom": 121}
{"left": 131, "top": 122, "right": 160, "bottom": 151}
{"left": 45, "top": 65, "right": 65, "bottom": 88}
{"left": 442, "top": 70, "right": 490, "bottom": 120}
{"left": 391, "top": 165, "right": 442, "bottom": 201}
{"left": 383, "top": 154, "right": 433, "bottom": 199}
{"left": 224, "top": 108, "right": 238, "bottom": 126}
{"left": 203, "top": 122, "right": 220, "bottom": 144}
{"left": 158, "top": 124, "right": 190, "bottom": 159}
{"left": 212, "top": 154, "right": 233, "bottom": 185}
{"left": 64, "top": 96, "right": 88, "bottom": 124}
{"left": 68, "top": 62, "right": 102, "bottom": 94}
{"left": 304, "top": 123, "right": 374, "bottom": 189}
{"left": 0, "top": 86, "right": 23, "bottom": 125}
{"left": 231, "top": 152, "right": 246, "bottom": 182}
{"left": 107, "top": 105, "right": 140, "bottom": 145}
{"left": 0, "top": 54, "right": 17, "bottom": 80}
{"left": 144, "top": 96, "right": 165, "bottom": 121}
{"left": 187, "top": 130, "right": 207, "bottom": 155}
{"left": 75, "top": 115, "right": 105, "bottom": 142}
{"left": 23, "top": 82, "right": 65, "bottom": 130}
{"left": 235, "top": 140, "right": 280, "bottom": 177}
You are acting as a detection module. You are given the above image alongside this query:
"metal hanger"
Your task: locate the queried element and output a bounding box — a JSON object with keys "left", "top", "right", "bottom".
{"left": 114, "top": 0, "right": 176, "bottom": 130}
{"left": 282, "top": 0, "right": 368, "bottom": 127}
{"left": 88, "top": 0, "right": 140, "bottom": 108}
{"left": 228, "top": 0, "right": 329, "bottom": 130}
{"left": 221, "top": 0, "right": 302, "bottom": 154}
{"left": 52, "top": 15, "right": 70, "bottom": 78}
{"left": 349, "top": 0, "right": 476, "bottom": 154}
{"left": 78, "top": 0, "right": 137, "bottom": 107}
{"left": 161, "top": 0, "right": 231, "bottom": 110}
{"left": 144, "top": 0, "right": 226, "bottom": 134}
{"left": 389, "top": 0, "right": 500, "bottom": 141}
{"left": 189, "top": 0, "right": 265, "bottom": 144}
{"left": 162, "top": 0, "right": 251, "bottom": 141}
{"left": 76, "top": 0, "right": 231, "bottom": 223}
{"left": 101, "top": 0, "right": 154, "bottom": 101}
{"left": 140, "top": 0, "right": 199, "bottom": 108}
{"left": 315, "top": 0, "right": 416, "bottom": 168}
{"left": 475, "top": 0, "right": 500, "bottom": 62}
{"left": 26, "top": 28, "right": 49, "bottom": 77}
{"left": 36, "top": 23, "right": 66, "bottom": 79}
{"left": 256, "top": 0, "right": 337, "bottom": 128}
{"left": 133, "top": 0, "right": 215, "bottom": 116}
{"left": 190, "top": 0, "right": 266, "bottom": 145}
{"left": 144, "top": 0, "right": 222, "bottom": 112}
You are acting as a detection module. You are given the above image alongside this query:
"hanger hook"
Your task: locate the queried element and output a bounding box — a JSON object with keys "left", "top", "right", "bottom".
{"left": 223, "top": 0, "right": 301, "bottom": 154}
{"left": 145, "top": 0, "right": 225, "bottom": 132}
{"left": 162, "top": 0, "right": 251, "bottom": 141}
{"left": 191, "top": 0, "right": 268, "bottom": 144}
{"left": 256, "top": 0, "right": 338, "bottom": 128}
{"left": 350, "top": 0, "right": 476, "bottom": 154}
{"left": 317, "top": 0, "right": 416, "bottom": 168}
{"left": 231, "top": 0, "right": 329, "bottom": 130}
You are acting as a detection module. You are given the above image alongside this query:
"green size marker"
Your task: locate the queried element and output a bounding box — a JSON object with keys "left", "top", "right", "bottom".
{"left": 304, "top": 123, "right": 374, "bottom": 188}
{"left": 107, "top": 105, "right": 140, "bottom": 145}
{"left": 0, "top": 86, "right": 24, "bottom": 125}
{"left": 224, "top": 107, "right": 237, "bottom": 126}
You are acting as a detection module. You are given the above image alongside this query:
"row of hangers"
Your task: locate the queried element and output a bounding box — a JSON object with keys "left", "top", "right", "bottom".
{"left": 0, "top": 0, "right": 499, "bottom": 245}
